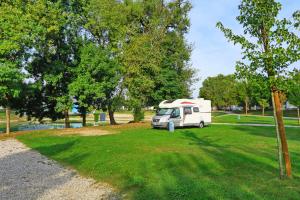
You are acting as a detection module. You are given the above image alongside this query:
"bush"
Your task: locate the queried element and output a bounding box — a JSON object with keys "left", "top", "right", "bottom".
{"left": 133, "top": 107, "right": 144, "bottom": 122}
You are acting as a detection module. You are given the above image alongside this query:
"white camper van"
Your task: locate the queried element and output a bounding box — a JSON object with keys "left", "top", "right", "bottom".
{"left": 152, "top": 99, "right": 211, "bottom": 128}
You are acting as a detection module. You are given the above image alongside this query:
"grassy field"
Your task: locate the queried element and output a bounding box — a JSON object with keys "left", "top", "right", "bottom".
{"left": 17, "top": 124, "right": 300, "bottom": 200}
{"left": 230, "top": 109, "right": 299, "bottom": 118}
{"left": 213, "top": 114, "right": 299, "bottom": 126}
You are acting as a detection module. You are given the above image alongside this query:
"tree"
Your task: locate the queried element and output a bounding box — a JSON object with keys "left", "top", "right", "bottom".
{"left": 199, "top": 74, "right": 238, "bottom": 110}
{"left": 69, "top": 43, "right": 122, "bottom": 125}
{"left": 236, "top": 70, "right": 271, "bottom": 115}
{"left": 0, "top": 64, "right": 24, "bottom": 134}
{"left": 288, "top": 70, "right": 300, "bottom": 125}
{"left": 23, "top": 0, "right": 85, "bottom": 128}
{"left": 122, "top": 0, "right": 194, "bottom": 121}
{"left": 0, "top": 1, "right": 31, "bottom": 134}
{"left": 148, "top": 0, "right": 195, "bottom": 106}
{"left": 235, "top": 80, "right": 252, "bottom": 115}
{"left": 258, "top": 99, "right": 269, "bottom": 116}
{"left": 82, "top": 0, "right": 127, "bottom": 124}
{"left": 217, "top": 0, "right": 300, "bottom": 178}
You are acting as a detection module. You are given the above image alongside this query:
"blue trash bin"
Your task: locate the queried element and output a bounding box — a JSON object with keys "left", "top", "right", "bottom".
{"left": 168, "top": 121, "right": 175, "bottom": 132}
{"left": 100, "top": 113, "right": 106, "bottom": 122}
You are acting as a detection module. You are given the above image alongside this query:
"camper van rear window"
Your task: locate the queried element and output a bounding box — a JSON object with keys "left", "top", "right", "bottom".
{"left": 193, "top": 107, "right": 200, "bottom": 112}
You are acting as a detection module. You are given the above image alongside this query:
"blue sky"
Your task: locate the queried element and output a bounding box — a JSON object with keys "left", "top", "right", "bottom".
{"left": 186, "top": 0, "right": 300, "bottom": 97}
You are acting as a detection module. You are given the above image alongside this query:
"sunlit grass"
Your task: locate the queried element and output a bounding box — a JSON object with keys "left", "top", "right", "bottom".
{"left": 17, "top": 125, "right": 300, "bottom": 200}
{"left": 213, "top": 114, "right": 299, "bottom": 126}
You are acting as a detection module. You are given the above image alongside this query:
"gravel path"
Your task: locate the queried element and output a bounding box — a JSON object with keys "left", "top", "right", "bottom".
{"left": 0, "top": 139, "right": 119, "bottom": 200}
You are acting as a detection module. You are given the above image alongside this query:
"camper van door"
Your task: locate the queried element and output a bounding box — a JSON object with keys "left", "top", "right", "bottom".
{"left": 183, "top": 107, "right": 194, "bottom": 126}
{"left": 170, "top": 108, "right": 181, "bottom": 127}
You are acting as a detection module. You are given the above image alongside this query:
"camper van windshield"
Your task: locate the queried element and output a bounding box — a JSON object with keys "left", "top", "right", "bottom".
{"left": 157, "top": 108, "right": 174, "bottom": 116}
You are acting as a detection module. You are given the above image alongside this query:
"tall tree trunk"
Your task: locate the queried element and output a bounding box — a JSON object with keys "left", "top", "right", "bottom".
{"left": 6, "top": 107, "right": 11, "bottom": 135}
{"left": 297, "top": 107, "right": 300, "bottom": 126}
{"left": 262, "top": 106, "right": 265, "bottom": 116}
{"left": 272, "top": 92, "right": 284, "bottom": 178}
{"left": 64, "top": 110, "right": 70, "bottom": 128}
{"left": 82, "top": 113, "right": 86, "bottom": 127}
{"left": 273, "top": 90, "right": 292, "bottom": 178}
{"left": 108, "top": 105, "right": 117, "bottom": 125}
{"left": 245, "top": 100, "right": 248, "bottom": 115}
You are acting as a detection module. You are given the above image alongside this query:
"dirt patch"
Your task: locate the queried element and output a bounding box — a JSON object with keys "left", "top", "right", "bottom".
{"left": 51, "top": 127, "right": 116, "bottom": 136}
{"left": 0, "top": 122, "right": 152, "bottom": 139}
{"left": 101, "top": 122, "right": 151, "bottom": 131}
{"left": 0, "top": 127, "right": 115, "bottom": 139}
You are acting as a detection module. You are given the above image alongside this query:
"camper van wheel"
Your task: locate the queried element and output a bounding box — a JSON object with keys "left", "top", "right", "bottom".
{"left": 199, "top": 121, "right": 204, "bottom": 128}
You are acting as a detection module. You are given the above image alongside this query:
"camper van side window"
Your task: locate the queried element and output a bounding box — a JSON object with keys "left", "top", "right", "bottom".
{"left": 184, "top": 107, "right": 192, "bottom": 115}
{"left": 193, "top": 107, "right": 199, "bottom": 112}
{"left": 171, "top": 108, "right": 180, "bottom": 118}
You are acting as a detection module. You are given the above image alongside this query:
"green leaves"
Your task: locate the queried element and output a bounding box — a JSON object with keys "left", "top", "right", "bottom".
{"left": 287, "top": 70, "right": 300, "bottom": 108}
{"left": 123, "top": 0, "right": 193, "bottom": 109}
{"left": 0, "top": 0, "right": 194, "bottom": 123}
{"left": 69, "top": 42, "right": 121, "bottom": 111}
{"left": 258, "top": 98, "right": 269, "bottom": 108}
{"left": 217, "top": 0, "right": 300, "bottom": 92}
{"left": 294, "top": 10, "right": 300, "bottom": 28}
{"left": 199, "top": 74, "right": 238, "bottom": 108}
{"left": 0, "top": 62, "right": 24, "bottom": 106}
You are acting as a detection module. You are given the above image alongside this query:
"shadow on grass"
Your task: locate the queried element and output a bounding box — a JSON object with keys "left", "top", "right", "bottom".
{"left": 127, "top": 130, "right": 299, "bottom": 200}
{"left": 33, "top": 140, "right": 77, "bottom": 156}
{"left": 29, "top": 140, "right": 94, "bottom": 167}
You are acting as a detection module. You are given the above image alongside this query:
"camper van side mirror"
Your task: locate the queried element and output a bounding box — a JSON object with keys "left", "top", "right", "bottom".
{"left": 171, "top": 113, "right": 179, "bottom": 118}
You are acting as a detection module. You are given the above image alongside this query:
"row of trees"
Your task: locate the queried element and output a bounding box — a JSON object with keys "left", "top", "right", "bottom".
{"left": 0, "top": 0, "right": 195, "bottom": 132}
{"left": 200, "top": 71, "right": 300, "bottom": 117}
{"left": 215, "top": 0, "right": 300, "bottom": 178}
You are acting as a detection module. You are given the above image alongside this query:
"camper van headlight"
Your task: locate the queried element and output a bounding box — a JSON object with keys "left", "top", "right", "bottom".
{"left": 153, "top": 119, "right": 160, "bottom": 122}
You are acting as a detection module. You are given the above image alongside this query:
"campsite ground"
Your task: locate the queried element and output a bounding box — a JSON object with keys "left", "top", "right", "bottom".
{"left": 1, "top": 110, "right": 300, "bottom": 199}
{"left": 1, "top": 110, "right": 299, "bottom": 132}
{"left": 13, "top": 123, "right": 300, "bottom": 200}
{"left": 212, "top": 114, "right": 299, "bottom": 126}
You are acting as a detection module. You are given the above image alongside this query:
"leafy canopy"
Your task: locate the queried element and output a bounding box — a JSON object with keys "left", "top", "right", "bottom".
{"left": 217, "top": 0, "right": 300, "bottom": 91}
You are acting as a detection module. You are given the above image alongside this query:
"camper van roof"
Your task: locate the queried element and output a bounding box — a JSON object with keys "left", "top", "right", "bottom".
{"left": 159, "top": 98, "right": 206, "bottom": 108}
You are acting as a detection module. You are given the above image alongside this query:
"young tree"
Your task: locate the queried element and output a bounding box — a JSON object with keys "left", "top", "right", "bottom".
{"left": 235, "top": 80, "right": 252, "bottom": 115}
{"left": 237, "top": 71, "right": 271, "bottom": 116}
{"left": 217, "top": 0, "right": 300, "bottom": 177}
{"left": 0, "top": 64, "right": 24, "bottom": 134}
{"left": 258, "top": 99, "right": 269, "bottom": 116}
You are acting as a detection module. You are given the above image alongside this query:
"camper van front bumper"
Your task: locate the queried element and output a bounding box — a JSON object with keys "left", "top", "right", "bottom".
{"left": 152, "top": 121, "right": 168, "bottom": 128}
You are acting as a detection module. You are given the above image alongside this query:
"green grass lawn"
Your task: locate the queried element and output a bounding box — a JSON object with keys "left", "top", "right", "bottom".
{"left": 213, "top": 114, "right": 299, "bottom": 126}
{"left": 17, "top": 125, "right": 300, "bottom": 200}
{"left": 211, "top": 111, "right": 227, "bottom": 117}
{"left": 231, "top": 109, "right": 299, "bottom": 118}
